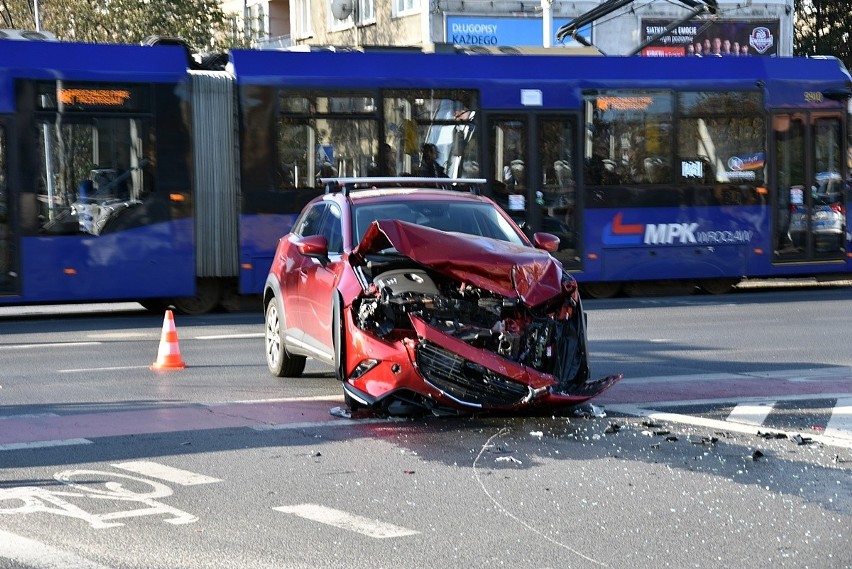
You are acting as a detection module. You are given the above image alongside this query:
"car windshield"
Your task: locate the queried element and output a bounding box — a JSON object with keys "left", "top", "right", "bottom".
{"left": 352, "top": 200, "right": 526, "bottom": 246}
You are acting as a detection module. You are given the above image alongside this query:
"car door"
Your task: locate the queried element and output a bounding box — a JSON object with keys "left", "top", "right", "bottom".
{"left": 297, "top": 202, "right": 343, "bottom": 359}
{"left": 281, "top": 202, "right": 328, "bottom": 344}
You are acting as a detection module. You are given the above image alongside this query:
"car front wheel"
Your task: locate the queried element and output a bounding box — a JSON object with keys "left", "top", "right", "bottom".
{"left": 265, "top": 299, "right": 306, "bottom": 377}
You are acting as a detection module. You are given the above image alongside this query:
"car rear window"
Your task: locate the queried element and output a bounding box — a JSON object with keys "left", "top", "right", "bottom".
{"left": 352, "top": 200, "right": 526, "bottom": 246}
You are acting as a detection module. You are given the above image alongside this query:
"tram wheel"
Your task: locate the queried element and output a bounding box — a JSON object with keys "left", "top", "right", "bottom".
{"left": 699, "top": 278, "right": 740, "bottom": 295}
{"left": 580, "top": 282, "right": 622, "bottom": 299}
{"left": 623, "top": 280, "right": 696, "bottom": 297}
{"left": 172, "top": 278, "right": 223, "bottom": 315}
{"left": 138, "top": 298, "right": 168, "bottom": 313}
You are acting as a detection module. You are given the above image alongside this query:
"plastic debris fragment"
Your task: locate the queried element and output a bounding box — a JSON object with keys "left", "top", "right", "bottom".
{"left": 329, "top": 406, "right": 352, "bottom": 419}
{"left": 495, "top": 456, "right": 523, "bottom": 464}
{"left": 757, "top": 431, "right": 787, "bottom": 439}
{"left": 573, "top": 403, "right": 606, "bottom": 418}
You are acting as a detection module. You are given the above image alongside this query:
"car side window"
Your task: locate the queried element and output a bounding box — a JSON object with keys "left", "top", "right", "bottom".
{"left": 295, "top": 204, "right": 327, "bottom": 237}
{"left": 320, "top": 204, "right": 343, "bottom": 255}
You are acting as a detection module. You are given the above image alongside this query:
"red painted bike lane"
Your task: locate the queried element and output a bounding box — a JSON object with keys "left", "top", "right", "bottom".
{"left": 0, "top": 397, "right": 347, "bottom": 449}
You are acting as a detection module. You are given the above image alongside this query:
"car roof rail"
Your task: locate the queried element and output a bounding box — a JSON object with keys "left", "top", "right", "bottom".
{"left": 320, "top": 176, "right": 487, "bottom": 197}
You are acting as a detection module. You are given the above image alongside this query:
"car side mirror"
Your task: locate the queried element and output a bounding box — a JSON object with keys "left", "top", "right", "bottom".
{"left": 296, "top": 234, "right": 330, "bottom": 266}
{"left": 532, "top": 232, "right": 560, "bottom": 253}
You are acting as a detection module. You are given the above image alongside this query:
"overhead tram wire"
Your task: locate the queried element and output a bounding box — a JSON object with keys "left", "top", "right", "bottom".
{"left": 556, "top": 0, "right": 719, "bottom": 48}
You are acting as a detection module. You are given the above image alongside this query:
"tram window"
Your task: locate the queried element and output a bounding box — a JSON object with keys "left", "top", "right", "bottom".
{"left": 278, "top": 117, "right": 378, "bottom": 187}
{"left": 583, "top": 91, "right": 673, "bottom": 186}
{"left": 383, "top": 89, "right": 478, "bottom": 177}
{"left": 677, "top": 92, "right": 765, "bottom": 205}
{"left": 35, "top": 117, "right": 154, "bottom": 236}
{"left": 678, "top": 116, "right": 765, "bottom": 186}
{"left": 679, "top": 91, "right": 761, "bottom": 116}
{"left": 277, "top": 90, "right": 379, "bottom": 189}
{"left": 814, "top": 117, "right": 843, "bottom": 179}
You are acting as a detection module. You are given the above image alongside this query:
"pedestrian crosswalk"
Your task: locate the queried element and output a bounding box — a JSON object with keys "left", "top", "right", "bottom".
{"left": 607, "top": 395, "right": 852, "bottom": 449}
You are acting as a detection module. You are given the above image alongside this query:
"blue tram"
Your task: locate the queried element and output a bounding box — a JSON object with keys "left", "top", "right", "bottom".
{"left": 0, "top": 37, "right": 849, "bottom": 311}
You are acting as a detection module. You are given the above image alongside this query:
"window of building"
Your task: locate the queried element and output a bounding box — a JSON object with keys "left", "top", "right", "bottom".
{"left": 251, "top": 2, "right": 267, "bottom": 37}
{"left": 329, "top": 0, "right": 354, "bottom": 30}
{"left": 294, "top": 0, "right": 313, "bottom": 38}
{"left": 357, "top": 0, "right": 375, "bottom": 25}
{"left": 393, "top": 0, "right": 420, "bottom": 17}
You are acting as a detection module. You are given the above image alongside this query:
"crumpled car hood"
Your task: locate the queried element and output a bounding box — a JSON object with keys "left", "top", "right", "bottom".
{"left": 353, "top": 219, "right": 563, "bottom": 307}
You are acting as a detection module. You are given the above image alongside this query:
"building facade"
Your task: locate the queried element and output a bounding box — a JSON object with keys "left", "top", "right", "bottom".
{"left": 222, "top": 0, "right": 793, "bottom": 56}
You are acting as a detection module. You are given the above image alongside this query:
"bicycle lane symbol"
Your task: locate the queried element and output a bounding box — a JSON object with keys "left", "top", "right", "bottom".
{"left": 0, "top": 469, "right": 197, "bottom": 529}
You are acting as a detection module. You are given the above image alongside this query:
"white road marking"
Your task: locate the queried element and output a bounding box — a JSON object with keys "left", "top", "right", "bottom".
{"left": 194, "top": 333, "right": 264, "bottom": 340}
{"left": 212, "top": 395, "right": 343, "bottom": 405}
{"left": 0, "top": 529, "right": 113, "bottom": 569}
{"left": 825, "top": 397, "right": 852, "bottom": 440}
{"left": 58, "top": 366, "right": 150, "bottom": 373}
{"left": 0, "top": 342, "right": 101, "bottom": 350}
{"left": 274, "top": 504, "right": 419, "bottom": 538}
{"left": 608, "top": 404, "right": 852, "bottom": 450}
{"left": 726, "top": 402, "right": 774, "bottom": 426}
{"left": 0, "top": 413, "right": 58, "bottom": 420}
{"left": 86, "top": 332, "right": 151, "bottom": 339}
{"left": 111, "top": 461, "right": 221, "bottom": 485}
{"left": 0, "top": 438, "right": 92, "bottom": 451}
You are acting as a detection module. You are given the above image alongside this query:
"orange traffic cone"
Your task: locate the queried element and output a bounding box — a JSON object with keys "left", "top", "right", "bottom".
{"left": 151, "top": 309, "right": 186, "bottom": 370}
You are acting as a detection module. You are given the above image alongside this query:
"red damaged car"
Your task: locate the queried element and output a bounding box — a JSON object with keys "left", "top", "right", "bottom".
{"left": 263, "top": 178, "right": 621, "bottom": 415}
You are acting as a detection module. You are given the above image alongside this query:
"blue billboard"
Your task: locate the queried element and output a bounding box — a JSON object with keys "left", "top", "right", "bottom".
{"left": 445, "top": 15, "right": 591, "bottom": 47}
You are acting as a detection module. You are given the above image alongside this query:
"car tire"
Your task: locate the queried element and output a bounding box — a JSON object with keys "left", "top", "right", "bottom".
{"left": 265, "top": 299, "right": 306, "bottom": 378}
{"left": 332, "top": 292, "right": 346, "bottom": 382}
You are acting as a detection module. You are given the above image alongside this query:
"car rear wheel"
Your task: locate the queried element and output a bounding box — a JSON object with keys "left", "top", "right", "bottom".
{"left": 265, "top": 299, "right": 306, "bottom": 377}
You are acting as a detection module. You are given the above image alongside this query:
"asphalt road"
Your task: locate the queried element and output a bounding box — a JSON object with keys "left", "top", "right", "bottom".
{"left": 1, "top": 284, "right": 850, "bottom": 569}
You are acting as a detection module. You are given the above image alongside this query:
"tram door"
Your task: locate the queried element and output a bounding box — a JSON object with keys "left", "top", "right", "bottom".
{"left": 773, "top": 112, "right": 847, "bottom": 262}
{"left": 0, "top": 118, "right": 16, "bottom": 295}
{"left": 488, "top": 114, "right": 581, "bottom": 269}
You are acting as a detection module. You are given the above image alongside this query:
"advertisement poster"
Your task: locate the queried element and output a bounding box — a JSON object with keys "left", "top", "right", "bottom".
{"left": 639, "top": 19, "right": 779, "bottom": 57}
{"left": 446, "top": 15, "right": 592, "bottom": 48}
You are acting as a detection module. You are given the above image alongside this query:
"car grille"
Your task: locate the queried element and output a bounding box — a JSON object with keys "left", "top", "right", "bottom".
{"left": 416, "top": 341, "right": 530, "bottom": 407}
